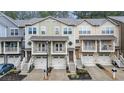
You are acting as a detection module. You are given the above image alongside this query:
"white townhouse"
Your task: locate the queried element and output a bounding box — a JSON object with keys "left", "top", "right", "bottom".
{"left": 1, "top": 12, "right": 123, "bottom": 72}
{"left": 0, "top": 12, "right": 24, "bottom": 67}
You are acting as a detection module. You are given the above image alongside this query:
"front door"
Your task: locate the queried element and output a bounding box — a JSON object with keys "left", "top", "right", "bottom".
{"left": 75, "top": 49, "right": 80, "bottom": 59}
{"left": 69, "top": 51, "right": 73, "bottom": 62}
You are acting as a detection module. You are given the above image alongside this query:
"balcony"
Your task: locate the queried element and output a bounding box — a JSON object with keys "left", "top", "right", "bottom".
{"left": 100, "top": 40, "right": 115, "bottom": 52}
{"left": 81, "top": 40, "right": 97, "bottom": 52}
{"left": 4, "top": 47, "right": 20, "bottom": 54}
{"left": 33, "top": 48, "right": 47, "bottom": 55}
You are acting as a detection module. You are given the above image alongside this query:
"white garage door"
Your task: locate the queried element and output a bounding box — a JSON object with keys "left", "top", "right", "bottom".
{"left": 34, "top": 56, "right": 47, "bottom": 69}
{"left": 8, "top": 56, "right": 20, "bottom": 66}
{"left": 81, "top": 54, "right": 95, "bottom": 66}
{"left": 0, "top": 56, "right": 4, "bottom": 64}
{"left": 97, "top": 54, "right": 111, "bottom": 65}
{"left": 52, "top": 56, "right": 66, "bottom": 69}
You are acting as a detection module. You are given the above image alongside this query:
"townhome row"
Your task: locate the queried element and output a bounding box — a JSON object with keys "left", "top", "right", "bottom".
{"left": 0, "top": 12, "right": 124, "bottom": 71}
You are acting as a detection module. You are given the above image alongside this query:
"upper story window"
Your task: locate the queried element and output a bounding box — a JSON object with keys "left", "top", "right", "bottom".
{"left": 28, "top": 27, "right": 37, "bottom": 35}
{"left": 63, "top": 27, "right": 72, "bottom": 35}
{"left": 10, "top": 28, "right": 19, "bottom": 36}
{"left": 41, "top": 26, "right": 46, "bottom": 35}
{"left": 102, "top": 27, "right": 114, "bottom": 35}
{"left": 55, "top": 26, "right": 60, "bottom": 35}
{"left": 79, "top": 27, "right": 91, "bottom": 35}
{"left": 76, "top": 40, "right": 79, "bottom": 43}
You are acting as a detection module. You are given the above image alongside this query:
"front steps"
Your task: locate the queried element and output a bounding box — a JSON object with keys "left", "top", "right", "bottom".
{"left": 76, "top": 59, "right": 83, "bottom": 69}
{"left": 68, "top": 62, "right": 76, "bottom": 73}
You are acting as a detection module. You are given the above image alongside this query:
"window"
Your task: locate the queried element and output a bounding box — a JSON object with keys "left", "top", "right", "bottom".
{"left": 102, "top": 27, "right": 114, "bottom": 34}
{"left": 55, "top": 27, "right": 60, "bottom": 35}
{"left": 42, "top": 43, "right": 46, "bottom": 52}
{"left": 64, "top": 28, "right": 67, "bottom": 34}
{"left": 10, "top": 28, "right": 19, "bottom": 36}
{"left": 79, "top": 27, "right": 91, "bottom": 35}
{"left": 28, "top": 27, "right": 37, "bottom": 34}
{"left": 68, "top": 28, "right": 72, "bottom": 34}
{"left": 76, "top": 40, "right": 79, "bottom": 43}
{"left": 33, "top": 27, "right": 37, "bottom": 34}
{"left": 38, "top": 43, "right": 41, "bottom": 51}
{"left": 11, "top": 29, "right": 14, "bottom": 35}
{"left": 15, "top": 29, "right": 18, "bottom": 35}
{"left": 28, "top": 27, "right": 32, "bottom": 34}
{"left": 41, "top": 26, "right": 46, "bottom": 35}
{"left": 55, "top": 44, "right": 59, "bottom": 51}
{"left": 60, "top": 44, "right": 63, "bottom": 51}
{"left": 64, "top": 27, "right": 72, "bottom": 34}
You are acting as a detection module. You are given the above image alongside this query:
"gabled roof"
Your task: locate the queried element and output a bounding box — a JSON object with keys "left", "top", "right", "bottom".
{"left": 14, "top": 16, "right": 119, "bottom": 27}
{"left": 0, "top": 12, "right": 18, "bottom": 27}
{"left": 108, "top": 16, "right": 124, "bottom": 23}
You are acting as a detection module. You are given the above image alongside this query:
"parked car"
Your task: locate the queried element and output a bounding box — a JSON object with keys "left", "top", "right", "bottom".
{"left": 0, "top": 64, "right": 14, "bottom": 75}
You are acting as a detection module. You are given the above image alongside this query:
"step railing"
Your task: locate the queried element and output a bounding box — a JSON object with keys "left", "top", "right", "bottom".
{"left": 120, "top": 55, "right": 124, "bottom": 64}
{"left": 21, "top": 57, "right": 26, "bottom": 70}
{"left": 27, "top": 56, "right": 35, "bottom": 71}
{"left": 15, "top": 56, "right": 21, "bottom": 68}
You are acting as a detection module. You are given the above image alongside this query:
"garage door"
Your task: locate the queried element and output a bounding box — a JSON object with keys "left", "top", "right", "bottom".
{"left": 52, "top": 56, "right": 66, "bottom": 69}
{"left": 34, "top": 56, "right": 47, "bottom": 69}
{"left": 97, "top": 55, "right": 111, "bottom": 65}
{"left": 81, "top": 54, "right": 95, "bottom": 66}
{"left": 8, "top": 56, "right": 20, "bottom": 66}
{"left": 0, "top": 56, "right": 4, "bottom": 64}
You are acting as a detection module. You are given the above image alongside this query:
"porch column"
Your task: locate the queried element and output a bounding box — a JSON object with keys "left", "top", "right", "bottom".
{"left": 0, "top": 42, "right": 1, "bottom": 53}
{"left": 51, "top": 41, "right": 53, "bottom": 54}
{"left": 99, "top": 40, "right": 101, "bottom": 52}
{"left": 3, "top": 41, "right": 5, "bottom": 54}
{"left": 25, "top": 50, "right": 28, "bottom": 62}
{"left": 17, "top": 42, "right": 19, "bottom": 53}
{"left": 31, "top": 41, "right": 34, "bottom": 54}
{"left": 113, "top": 40, "right": 115, "bottom": 52}
{"left": 95, "top": 40, "right": 97, "bottom": 52}
{"left": 65, "top": 41, "right": 67, "bottom": 54}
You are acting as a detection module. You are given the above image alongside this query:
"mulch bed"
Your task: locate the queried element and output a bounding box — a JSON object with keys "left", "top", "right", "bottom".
{"left": 68, "top": 69, "right": 92, "bottom": 80}
{"left": 0, "top": 71, "right": 27, "bottom": 81}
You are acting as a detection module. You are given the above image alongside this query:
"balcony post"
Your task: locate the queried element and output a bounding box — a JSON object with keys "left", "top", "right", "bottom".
{"left": 17, "top": 42, "right": 19, "bottom": 53}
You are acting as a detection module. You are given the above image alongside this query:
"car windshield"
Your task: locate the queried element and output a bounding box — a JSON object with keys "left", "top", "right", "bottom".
{"left": 0, "top": 65, "right": 4, "bottom": 69}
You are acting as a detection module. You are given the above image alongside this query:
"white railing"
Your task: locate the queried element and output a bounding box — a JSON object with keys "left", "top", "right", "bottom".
{"left": 120, "top": 55, "right": 124, "bottom": 64}
{"left": 27, "top": 56, "right": 35, "bottom": 71}
{"left": 21, "top": 57, "right": 26, "bottom": 70}
{"left": 15, "top": 56, "right": 21, "bottom": 68}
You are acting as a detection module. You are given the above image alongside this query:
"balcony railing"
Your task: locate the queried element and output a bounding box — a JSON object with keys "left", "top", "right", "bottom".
{"left": 101, "top": 45, "right": 114, "bottom": 50}
{"left": 83, "top": 46, "right": 95, "bottom": 50}
{"left": 5, "top": 47, "right": 17, "bottom": 52}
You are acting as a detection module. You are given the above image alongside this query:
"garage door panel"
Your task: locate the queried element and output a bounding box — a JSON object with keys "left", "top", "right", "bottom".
{"left": 34, "top": 57, "right": 47, "bottom": 69}
{"left": 97, "top": 56, "right": 111, "bottom": 65}
{"left": 82, "top": 56, "right": 95, "bottom": 66}
{"left": 52, "top": 57, "right": 66, "bottom": 69}
{"left": 0, "top": 56, "right": 4, "bottom": 64}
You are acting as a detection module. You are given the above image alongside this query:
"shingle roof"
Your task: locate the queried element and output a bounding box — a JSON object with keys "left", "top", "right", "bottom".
{"left": 79, "top": 35, "right": 116, "bottom": 40}
{"left": 14, "top": 16, "right": 119, "bottom": 27}
{"left": 108, "top": 16, "right": 124, "bottom": 23}
{"left": 30, "top": 36, "right": 69, "bottom": 41}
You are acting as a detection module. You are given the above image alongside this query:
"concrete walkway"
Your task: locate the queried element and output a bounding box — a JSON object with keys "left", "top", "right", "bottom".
{"left": 23, "top": 69, "right": 44, "bottom": 81}
{"left": 85, "top": 66, "right": 112, "bottom": 81}
{"left": 103, "top": 65, "right": 124, "bottom": 80}
{"left": 49, "top": 69, "right": 69, "bottom": 80}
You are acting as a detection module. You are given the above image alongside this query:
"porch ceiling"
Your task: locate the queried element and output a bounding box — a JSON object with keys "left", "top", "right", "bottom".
{"left": 30, "top": 36, "right": 69, "bottom": 41}
{"left": 0, "top": 37, "right": 22, "bottom": 41}
{"left": 79, "top": 35, "right": 116, "bottom": 40}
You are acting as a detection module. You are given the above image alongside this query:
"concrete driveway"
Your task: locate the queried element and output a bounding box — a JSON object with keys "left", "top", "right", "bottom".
{"left": 23, "top": 69, "right": 44, "bottom": 81}
{"left": 49, "top": 69, "right": 69, "bottom": 80}
{"left": 85, "top": 66, "right": 112, "bottom": 80}
{"left": 103, "top": 65, "right": 124, "bottom": 80}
